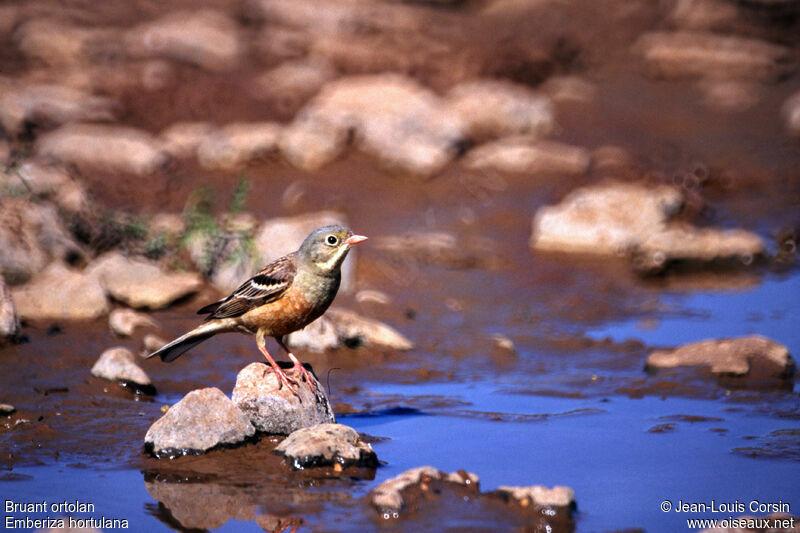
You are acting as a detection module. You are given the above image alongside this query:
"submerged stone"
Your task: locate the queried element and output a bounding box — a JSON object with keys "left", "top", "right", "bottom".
{"left": 369, "top": 466, "right": 480, "bottom": 517}
{"left": 273, "top": 423, "right": 378, "bottom": 470}
{"left": 646, "top": 335, "right": 794, "bottom": 378}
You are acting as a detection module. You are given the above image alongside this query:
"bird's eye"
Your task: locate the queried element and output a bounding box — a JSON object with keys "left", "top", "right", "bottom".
{"left": 326, "top": 235, "right": 339, "bottom": 246}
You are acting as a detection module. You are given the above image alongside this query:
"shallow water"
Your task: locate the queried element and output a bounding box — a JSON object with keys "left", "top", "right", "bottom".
{"left": 587, "top": 272, "right": 800, "bottom": 360}
{"left": 3, "top": 264, "right": 799, "bottom": 532}
{"left": 3, "top": 0, "right": 800, "bottom": 531}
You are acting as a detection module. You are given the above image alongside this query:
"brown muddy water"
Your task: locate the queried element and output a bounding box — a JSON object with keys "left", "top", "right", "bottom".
{"left": 2, "top": 1, "right": 800, "bottom": 532}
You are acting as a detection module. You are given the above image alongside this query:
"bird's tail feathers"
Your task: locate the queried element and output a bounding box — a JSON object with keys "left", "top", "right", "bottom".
{"left": 145, "top": 321, "right": 232, "bottom": 363}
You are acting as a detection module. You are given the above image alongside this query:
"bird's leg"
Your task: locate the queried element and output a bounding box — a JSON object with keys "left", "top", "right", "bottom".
{"left": 276, "top": 337, "right": 316, "bottom": 388}
{"left": 257, "top": 329, "right": 299, "bottom": 394}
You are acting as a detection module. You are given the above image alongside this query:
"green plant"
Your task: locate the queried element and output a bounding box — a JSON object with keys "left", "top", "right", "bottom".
{"left": 179, "top": 174, "right": 256, "bottom": 277}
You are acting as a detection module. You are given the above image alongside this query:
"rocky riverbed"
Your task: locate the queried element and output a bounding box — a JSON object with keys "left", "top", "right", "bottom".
{"left": 1, "top": 0, "right": 799, "bottom": 531}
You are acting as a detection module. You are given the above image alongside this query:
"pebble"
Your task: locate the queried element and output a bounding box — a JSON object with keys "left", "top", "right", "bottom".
{"left": 109, "top": 308, "right": 157, "bottom": 337}
{"left": 91, "top": 347, "right": 154, "bottom": 393}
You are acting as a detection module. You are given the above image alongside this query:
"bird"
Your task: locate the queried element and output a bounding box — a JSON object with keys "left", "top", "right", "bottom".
{"left": 145, "top": 225, "right": 367, "bottom": 395}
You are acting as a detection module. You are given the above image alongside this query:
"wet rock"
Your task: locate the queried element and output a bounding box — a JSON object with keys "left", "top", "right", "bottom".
{"left": 253, "top": 212, "right": 355, "bottom": 293}
{"left": 646, "top": 336, "right": 795, "bottom": 378}
{"left": 783, "top": 90, "right": 800, "bottom": 137}
{"left": 159, "top": 121, "right": 216, "bottom": 159}
{"left": 143, "top": 333, "right": 168, "bottom": 353}
{"left": 0, "top": 404, "right": 15, "bottom": 415}
{"left": 108, "top": 308, "right": 157, "bottom": 337}
{"left": 369, "top": 466, "right": 480, "bottom": 517}
{"left": 374, "top": 230, "right": 500, "bottom": 269}
{"left": 145, "top": 387, "right": 256, "bottom": 458}
{"left": 0, "top": 197, "right": 84, "bottom": 284}
{"left": 633, "top": 225, "right": 766, "bottom": 274}
{"left": 0, "top": 77, "right": 117, "bottom": 137}
{"left": 634, "top": 31, "right": 794, "bottom": 82}
{"left": 530, "top": 182, "right": 684, "bottom": 255}
{"left": 11, "top": 262, "right": 109, "bottom": 321}
{"left": 87, "top": 252, "right": 202, "bottom": 310}
{"left": 91, "top": 347, "right": 154, "bottom": 392}
{"left": 14, "top": 18, "right": 119, "bottom": 67}
{"left": 124, "top": 9, "right": 243, "bottom": 72}
{"left": 444, "top": 79, "right": 554, "bottom": 141}
{"left": 463, "top": 136, "right": 591, "bottom": 175}
{"left": 197, "top": 122, "right": 282, "bottom": 170}
{"left": 286, "top": 308, "right": 414, "bottom": 352}
{"left": 273, "top": 423, "right": 378, "bottom": 469}
{"left": 36, "top": 123, "right": 170, "bottom": 175}
{"left": 487, "top": 485, "right": 576, "bottom": 509}
{"left": 232, "top": 362, "right": 335, "bottom": 435}
{"left": 0, "top": 276, "right": 19, "bottom": 342}
{"left": 531, "top": 181, "right": 768, "bottom": 274}
{"left": 281, "top": 74, "right": 464, "bottom": 176}
{"left": 250, "top": 57, "right": 337, "bottom": 114}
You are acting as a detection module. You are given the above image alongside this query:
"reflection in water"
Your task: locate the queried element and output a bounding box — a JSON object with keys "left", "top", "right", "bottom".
{"left": 142, "top": 452, "right": 376, "bottom": 532}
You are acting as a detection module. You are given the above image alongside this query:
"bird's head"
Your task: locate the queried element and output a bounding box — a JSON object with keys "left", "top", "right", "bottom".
{"left": 299, "top": 225, "right": 367, "bottom": 274}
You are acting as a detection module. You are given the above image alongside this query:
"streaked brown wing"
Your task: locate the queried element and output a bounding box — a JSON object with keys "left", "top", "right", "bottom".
{"left": 199, "top": 253, "right": 297, "bottom": 320}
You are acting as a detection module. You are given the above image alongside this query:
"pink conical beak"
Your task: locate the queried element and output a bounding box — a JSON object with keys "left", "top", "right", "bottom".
{"left": 345, "top": 234, "right": 368, "bottom": 245}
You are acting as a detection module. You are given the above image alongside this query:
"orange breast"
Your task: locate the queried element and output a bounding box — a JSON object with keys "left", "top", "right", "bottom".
{"left": 239, "top": 284, "right": 319, "bottom": 337}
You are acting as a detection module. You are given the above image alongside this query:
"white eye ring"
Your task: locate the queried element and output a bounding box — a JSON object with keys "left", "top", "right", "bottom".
{"left": 326, "top": 235, "right": 339, "bottom": 246}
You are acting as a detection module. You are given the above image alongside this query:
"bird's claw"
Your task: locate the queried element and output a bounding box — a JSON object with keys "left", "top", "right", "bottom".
{"left": 293, "top": 363, "right": 316, "bottom": 387}
{"left": 276, "top": 370, "right": 300, "bottom": 396}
